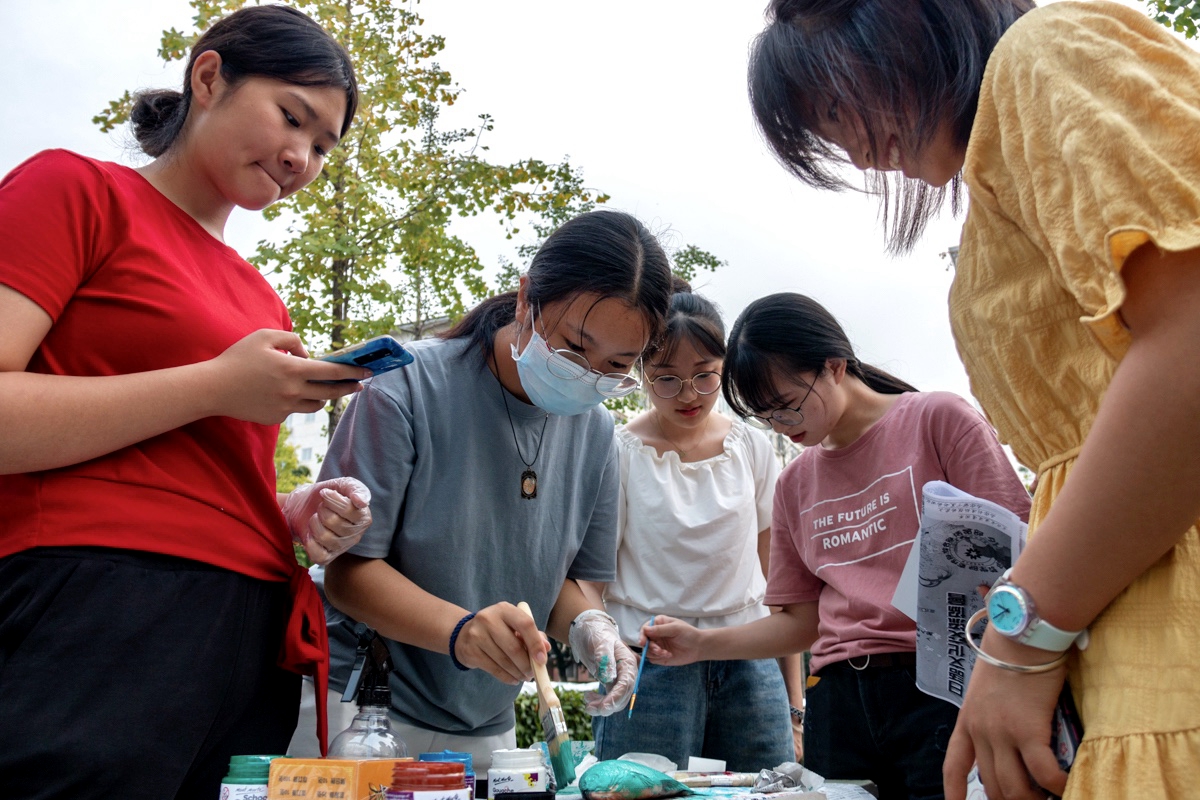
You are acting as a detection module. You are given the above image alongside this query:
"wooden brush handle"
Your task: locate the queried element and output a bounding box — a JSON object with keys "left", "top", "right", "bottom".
{"left": 516, "top": 601, "right": 555, "bottom": 690}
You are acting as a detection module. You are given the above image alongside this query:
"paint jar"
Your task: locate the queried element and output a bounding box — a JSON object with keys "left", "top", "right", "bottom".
{"left": 487, "top": 748, "right": 553, "bottom": 800}
{"left": 388, "top": 762, "right": 468, "bottom": 800}
{"left": 419, "top": 750, "right": 476, "bottom": 797}
{"left": 219, "top": 755, "right": 283, "bottom": 800}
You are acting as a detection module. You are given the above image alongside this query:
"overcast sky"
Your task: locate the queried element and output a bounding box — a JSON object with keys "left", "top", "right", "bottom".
{"left": 0, "top": 0, "right": 1155, "bottom": 404}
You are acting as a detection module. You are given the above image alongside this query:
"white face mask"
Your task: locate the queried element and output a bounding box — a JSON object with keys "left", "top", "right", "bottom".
{"left": 510, "top": 328, "right": 608, "bottom": 416}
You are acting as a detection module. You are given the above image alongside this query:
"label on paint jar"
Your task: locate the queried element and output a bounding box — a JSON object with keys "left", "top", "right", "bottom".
{"left": 489, "top": 770, "right": 550, "bottom": 796}
{"left": 220, "top": 784, "right": 268, "bottom": 800}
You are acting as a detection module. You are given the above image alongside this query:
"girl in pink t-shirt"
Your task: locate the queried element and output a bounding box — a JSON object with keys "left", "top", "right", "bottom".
{"left": 644, "top": 293, "right": 1030, "bottom": 800}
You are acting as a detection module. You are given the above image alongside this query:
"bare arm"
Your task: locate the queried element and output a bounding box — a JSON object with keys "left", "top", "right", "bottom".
{"left": 645, "top": 601, "right": 819, "bottom": 664}
{"left": 548, "top": 579, "right": 601, "bottom": 643}
{"left": 945, "top": 242, "right": 1200, "bottom": 799}
{"left": 576, "top": 579, "right": 607, "bottom": 611}
{"left": 0, "top": 284, "right": 368, "bottom": 474}
{"left": 323, "top": 553, "right": 548, "bottom": 684}
{"left": 998, "top": 244, "right": 1200, "bottom": 629}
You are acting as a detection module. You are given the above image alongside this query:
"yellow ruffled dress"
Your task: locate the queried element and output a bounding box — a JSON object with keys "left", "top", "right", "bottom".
{"left": 949, "top": 2, "right": 1200, "bottom": 795}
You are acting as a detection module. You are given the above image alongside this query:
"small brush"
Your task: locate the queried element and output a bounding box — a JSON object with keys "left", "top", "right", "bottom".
{"left": 517, "top": 601, "right": 576, "bottom": 789}
{"left": 627, "top": 616, "right": 655, "bottom": 719}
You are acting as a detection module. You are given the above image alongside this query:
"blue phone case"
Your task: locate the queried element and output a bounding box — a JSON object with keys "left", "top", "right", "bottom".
{"left": 318, "top": 335, "right": 413, "bottom": 378}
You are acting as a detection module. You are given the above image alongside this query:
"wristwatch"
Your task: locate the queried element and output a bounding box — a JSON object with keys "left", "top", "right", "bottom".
{"left": 985, "top": 569, "right": 1086, "bottom": 652}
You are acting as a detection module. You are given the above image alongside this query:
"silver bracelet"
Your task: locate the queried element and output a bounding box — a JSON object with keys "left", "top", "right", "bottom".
{"left": 965, "top": 609, "right": 1069, "bottom": 674}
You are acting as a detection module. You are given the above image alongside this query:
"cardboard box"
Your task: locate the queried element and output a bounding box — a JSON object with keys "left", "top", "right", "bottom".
{"left": 268, "top": 758, "right": 407, "bottom": 800}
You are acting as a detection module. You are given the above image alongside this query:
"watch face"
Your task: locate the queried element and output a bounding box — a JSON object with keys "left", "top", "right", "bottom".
{"left": 987, "top": 586, "right": 1029, "bottom": 635}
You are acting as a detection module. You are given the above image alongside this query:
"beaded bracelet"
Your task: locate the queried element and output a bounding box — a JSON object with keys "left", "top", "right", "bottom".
{"left": 789, "top": 704, "right": 804, "bottom": 723}
{"left": 449, "top": 612, "right": 476, "bottom": 672}
{"left": 965, "top": 608, "right": 1069, "bottom": 674}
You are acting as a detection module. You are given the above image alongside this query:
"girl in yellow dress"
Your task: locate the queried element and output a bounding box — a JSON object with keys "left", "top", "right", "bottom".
{"left": 747, "top": 2, "right": 1200, "bottom": 799}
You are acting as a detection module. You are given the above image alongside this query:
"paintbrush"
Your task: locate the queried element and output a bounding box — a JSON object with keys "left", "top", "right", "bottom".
{"left": 627, "top": 616, "right": 654, "bottom": 719}
{"left": 517, "top": 601, "right": 576, "bottom": 789}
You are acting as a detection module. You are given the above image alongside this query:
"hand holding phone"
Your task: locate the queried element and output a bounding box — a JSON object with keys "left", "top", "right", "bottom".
{"left": 316, "top": 335, "right": 413, "bottom": 382}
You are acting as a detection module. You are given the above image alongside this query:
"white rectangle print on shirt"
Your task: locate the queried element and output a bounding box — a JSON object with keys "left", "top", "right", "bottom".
{"left": 805, "top": 467, "right": 921, "bottom": 575}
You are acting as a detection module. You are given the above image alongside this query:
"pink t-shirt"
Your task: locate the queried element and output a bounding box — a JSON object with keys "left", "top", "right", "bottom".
{"left": 765, "top": 391, "right": 1031, "bottom": 674}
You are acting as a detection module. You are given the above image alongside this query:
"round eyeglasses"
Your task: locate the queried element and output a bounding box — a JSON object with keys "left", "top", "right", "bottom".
{"left": 648, "top": 371, "right": 722, "bottom": 399}
{"left": 542, "top": 345, "right": 642, "bottom": 398}
{"left": 745, "top": 380, "right": 816, "bottom": 430}
{"left": 746, "top": 408, "right": 805, "bottom": 430}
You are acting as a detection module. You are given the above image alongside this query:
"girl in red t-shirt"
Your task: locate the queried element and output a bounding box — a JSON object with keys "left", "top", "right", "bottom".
{"left": 0, "top": 7, "right": 373, "bottom": 798}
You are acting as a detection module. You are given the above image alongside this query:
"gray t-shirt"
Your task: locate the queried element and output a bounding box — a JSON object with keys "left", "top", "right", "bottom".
{"left": 318, "top": 335, "right": 619, "bottom": 735}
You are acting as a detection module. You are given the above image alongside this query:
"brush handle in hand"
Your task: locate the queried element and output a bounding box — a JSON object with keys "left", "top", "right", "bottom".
{"left": 516, "top": 601, "right": 556, "bottom": 692}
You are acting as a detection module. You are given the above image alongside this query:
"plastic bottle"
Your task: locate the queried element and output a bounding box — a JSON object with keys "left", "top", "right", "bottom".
{"left": 218, "top": 755, "right": 283, "bottom": 800}
{"left": 327, "top": 679, "right": 408, "bottom": 758}
{"left": 419, "top": 750, "right": 476, "bottom": 798}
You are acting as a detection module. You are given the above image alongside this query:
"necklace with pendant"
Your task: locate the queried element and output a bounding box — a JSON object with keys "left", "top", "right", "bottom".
{"left": 492, "top": 349, "right": 548, "bottom": 499}
{"left": 654, "top": 410, "right": 710, "bottom": 461}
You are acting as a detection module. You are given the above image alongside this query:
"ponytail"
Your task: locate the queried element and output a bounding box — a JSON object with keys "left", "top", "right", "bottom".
{"left": 724, "top": 292, "right": 915, "bottom": 418}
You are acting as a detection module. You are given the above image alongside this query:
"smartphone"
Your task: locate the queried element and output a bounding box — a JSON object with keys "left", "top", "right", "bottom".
{"left": 316, "top": 335, "right": 413, "bottom": 381}
{"left": 1050, "top": 682, "right": 1083, "bottom": 773}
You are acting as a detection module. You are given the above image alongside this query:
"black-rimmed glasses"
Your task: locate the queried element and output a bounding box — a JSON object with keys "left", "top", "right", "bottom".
{"left": 745, "top": 380, "right": 816, "bottom": 430}
{"left": 648, "top": 371, "right": 722, "bottom": 399}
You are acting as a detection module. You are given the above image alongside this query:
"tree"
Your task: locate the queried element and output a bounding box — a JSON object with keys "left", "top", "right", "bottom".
{"left": 95, "top": 0, "right": 605, "bottom": 436}
{"left": 1148, "top": 0, "right": 1200, "bottom": 38}
{"left": 275, "top": 424, "right": 312, "bottom": 493}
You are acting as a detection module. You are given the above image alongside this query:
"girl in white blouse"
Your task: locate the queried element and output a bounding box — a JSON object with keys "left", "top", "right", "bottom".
{"left": 582, "top": 281, "right": 801, "bottom": 770}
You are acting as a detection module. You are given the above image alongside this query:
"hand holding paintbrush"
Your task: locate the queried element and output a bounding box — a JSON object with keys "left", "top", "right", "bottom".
{"left": 517, "top": 601, "right": 576, "bottom": 789}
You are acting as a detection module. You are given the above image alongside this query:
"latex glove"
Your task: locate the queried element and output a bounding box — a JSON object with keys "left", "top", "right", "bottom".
{"left": 281, "top": 477, "right": 372, "bottom": 565}
{"left": 568, "top": 609, "right": 637, "bottom": 716}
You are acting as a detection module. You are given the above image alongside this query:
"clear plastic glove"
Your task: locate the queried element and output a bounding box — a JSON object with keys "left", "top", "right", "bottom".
{"left": 281, "top": 477, "right": 372, "bottom": 566}
{"left": 568, "top": 609, "right": 637, "bottom": 716}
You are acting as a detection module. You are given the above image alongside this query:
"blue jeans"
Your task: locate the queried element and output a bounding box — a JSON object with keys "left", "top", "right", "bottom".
{"left": 804, "top": 658, "right": 959, "bottom": 800}
{"left": 592, "top": 657, "right": 793, "bottom": 772}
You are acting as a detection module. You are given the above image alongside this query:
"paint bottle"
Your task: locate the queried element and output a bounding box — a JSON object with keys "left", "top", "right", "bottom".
{"left": 218, "top": 755, "right": 282, "bottom": 800}
{"left": 419, "top": 750, "right": 476, "bottom": 797}
{"left": 487, "top": 748, "right": 553, "bottom": 800}
{"left": 388, "top": 761, "right": 467, "bottom": 800}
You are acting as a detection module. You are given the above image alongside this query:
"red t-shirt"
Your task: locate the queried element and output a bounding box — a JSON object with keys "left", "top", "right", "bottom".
{"left": 765, "top": 391, "right": 1032, "bottom": 674}
{"left": 0, "top": 149, "right": 332, "bottom": 747}
{"left": 0, "top": 149, "right": 294, "bottom": 576}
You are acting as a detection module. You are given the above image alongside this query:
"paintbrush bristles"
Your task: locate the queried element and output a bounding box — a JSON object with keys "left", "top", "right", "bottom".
{"left": 518, "top": 602, "right": 577, "bottom": 788}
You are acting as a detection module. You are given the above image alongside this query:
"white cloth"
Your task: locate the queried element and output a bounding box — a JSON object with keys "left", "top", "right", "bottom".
{"left": 603, "top": 418, "right": 780, "bottom": 644}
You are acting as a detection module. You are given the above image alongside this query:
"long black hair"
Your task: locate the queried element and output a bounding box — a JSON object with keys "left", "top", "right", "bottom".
{"left": 131, "top": 5, "right": 358, "bottom": 158}
{"left": 444, "top": 210, "right": 673, "bottom": 363}
{"left": 723, "top": 292, "right": 916, "bottom": 419}
{"left": 748, "top": 0, "right": 1033, "bottom": 253}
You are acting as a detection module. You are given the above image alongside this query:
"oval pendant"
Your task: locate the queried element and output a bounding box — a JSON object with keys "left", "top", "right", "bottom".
{"left": 520, "top": 469, "right": 538, "bottom": 500}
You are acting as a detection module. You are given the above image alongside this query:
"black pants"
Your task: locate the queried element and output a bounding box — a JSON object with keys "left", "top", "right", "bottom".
{"left": 804, "top": 655, "right": 959, "bottom": 800}
{"left": 0, "top": 547, "right": 300, "bottom": 800}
